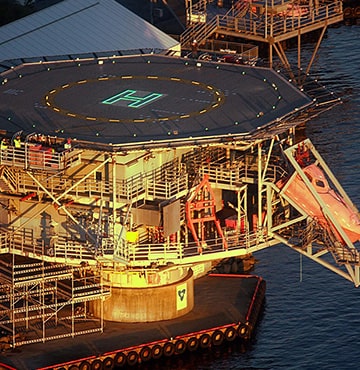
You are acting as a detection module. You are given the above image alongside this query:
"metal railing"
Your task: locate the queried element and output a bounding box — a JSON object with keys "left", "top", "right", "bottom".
{"left": 1, "top": 223, "right": 267, "bottom": 267}
{"left": 216, "top": 1, "right": 342, "bottom": 39}
{"left": 1, "top": 156, "right": 188, "bottom": 204}
{"left": 181, "top": 1, "right": 343, "bottom": 47}
{"left": 0, "top": 228, "right": 96, "bottom": 264}
{"left": 284, "top": 218, "right": 360, "bottom": 265}
{"left": 0, "top": 144, "right": 82, "bottom": 171}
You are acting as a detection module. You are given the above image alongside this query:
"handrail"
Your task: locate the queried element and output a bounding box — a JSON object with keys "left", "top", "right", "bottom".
{"left": 181, "top": 1, "right": 343, "bottom": 47}
{"left": 0, "top": 156, "right": 187, "bottom": 204}
{"left": 0, "top": 144, "right": 82, "bottom": 171}
{"left": 1, "top": 223, "right": 264, "bottom": 267}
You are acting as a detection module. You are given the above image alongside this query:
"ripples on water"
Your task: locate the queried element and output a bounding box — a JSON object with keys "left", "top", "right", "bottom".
{"left": 239, "top": 25, "right": 360, "bottom": 370}
{"left": 136, "top": 25, "right": 360, "bottom": 370}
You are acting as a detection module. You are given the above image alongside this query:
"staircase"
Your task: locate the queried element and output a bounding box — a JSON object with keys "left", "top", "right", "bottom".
{"left": 324, "top": 225, "right": 360, "bottom": 265}
{"left": 291, "top": 218, "right": 360, "bottom": 265}
{"left": 180, "top": 0, "right": 249, "bottom": 49}
{"left": 0, "top": 166, "right": 17, "bottom": 193}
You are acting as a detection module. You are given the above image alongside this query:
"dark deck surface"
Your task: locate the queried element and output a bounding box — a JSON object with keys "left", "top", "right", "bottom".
{"left": 0, "top": 54, "right": 311, "bottom": 149}
{"left": 0, "top": 274, "right": 263, "bottom": 370}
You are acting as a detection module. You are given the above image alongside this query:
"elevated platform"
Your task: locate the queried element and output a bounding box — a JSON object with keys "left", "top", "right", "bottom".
{"left": 182, "top": 0, "right": 344, "bottom": 76}
{"left": 0, "top": 54, "right": 311, "bottom": 150}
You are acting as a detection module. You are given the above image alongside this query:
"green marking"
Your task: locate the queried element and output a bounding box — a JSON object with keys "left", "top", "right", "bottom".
{"left": 102, "top": 89, "right": 163, "bottom": 108}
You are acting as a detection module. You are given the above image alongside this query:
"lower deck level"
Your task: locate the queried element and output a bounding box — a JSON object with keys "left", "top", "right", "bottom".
{"left": 0, "top": 273, "right": 265, "bottom": 370}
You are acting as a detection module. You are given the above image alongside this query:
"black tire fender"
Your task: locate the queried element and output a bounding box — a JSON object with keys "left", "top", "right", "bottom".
{"left": 126, "top": 350, "right": 139, "bottom": 366}
{"left": 151, "top": 344, "right": 163, "bottom": 359}
{"left": 175, "top": 339, "right": 186, "bottom": 354}
{"left": 237, "top": 323, "right": 249, "bottom": 338}
{"left": 139, "top": 346, "right": 152, "bottom": 362}
{"left": 199, "top": 333, "right": 211, "bottom": 349}
{"left": 114, "top": 352, "right": 126, "bottom": 367}
{"left": 186, "top": 336, "right": 199, "bottom": 352}
{"left": 79, "top": 361, "right": 91, "bottom": 370}
{"left": 225, "top": 326, "right": 237, "bottom": 342}
{"left": 163, "top": 341, "right": 175, "bottom": 357}
{"left": 90, "top": 359, "right": 103, "bottom": 370}
{"left": 211, "top": 330, "right": 224, "bottom": 346}
{"left": 102, "top": 357, "right": 114, "bottom": 369}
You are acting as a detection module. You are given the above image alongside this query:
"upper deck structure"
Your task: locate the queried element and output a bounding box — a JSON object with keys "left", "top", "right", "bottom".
{"left": 0, "top": 54, "right": 310, "bottom": 148}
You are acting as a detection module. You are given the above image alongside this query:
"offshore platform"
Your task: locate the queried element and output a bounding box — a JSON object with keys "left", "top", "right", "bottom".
{"left": 0, "top": 0, "right": 359, "bottom": 366}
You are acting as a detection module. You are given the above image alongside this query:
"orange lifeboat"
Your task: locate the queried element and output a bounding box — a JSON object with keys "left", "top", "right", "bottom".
{"left": 279, "top": 164, "right": 360, "bottom": 244}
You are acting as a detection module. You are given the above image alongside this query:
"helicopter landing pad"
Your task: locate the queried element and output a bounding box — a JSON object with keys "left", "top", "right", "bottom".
{"left": 0, "top": 55, "right": 311, "bottom": 149}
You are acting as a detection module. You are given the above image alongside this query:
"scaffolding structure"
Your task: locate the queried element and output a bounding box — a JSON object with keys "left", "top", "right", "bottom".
{"left": 0, "top": 254, "right": 109, "bottom": 350}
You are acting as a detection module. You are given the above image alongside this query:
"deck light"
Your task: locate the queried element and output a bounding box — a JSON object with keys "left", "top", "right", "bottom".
{"left": 196, "top": 62, "right": 202, "bottom": 67}
{"left": 98, "top": 60, "right": 104, "bottom": 65}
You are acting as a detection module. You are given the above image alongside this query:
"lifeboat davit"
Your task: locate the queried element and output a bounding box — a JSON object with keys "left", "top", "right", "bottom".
{"left": 279, "top": 164, "right": 360, "bottom": 244}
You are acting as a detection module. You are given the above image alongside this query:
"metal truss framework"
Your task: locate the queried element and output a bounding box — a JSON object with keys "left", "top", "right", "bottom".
{"left": 0, "top": 135, "right": 359, "bottom": 288}
{"left": 267, "top": 139, "right": 360, "bottom": 286}
{"left": 0, "top": 255, "right": 110, "bottom": 349}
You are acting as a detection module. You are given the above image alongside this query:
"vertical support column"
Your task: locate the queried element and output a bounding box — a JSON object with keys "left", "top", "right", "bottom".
{"left": 55, "top": 280, "right": 58, "bottom": 327}
{"left": 266, "top": 183, "right": 272, "bottom": 234}
{"left": 297, "top": 29, "right": 301, "bottom": 85}
{"left": 265, "top": 0, "right": 268, "bottom": 39}
{"left": 41, "top": 270, "right": 45, "bottom": 343}
{"left": 257, "top": 143, "right": 262, "bottom": 232}
{"left": 355, "top": 266, "right": 360, "bottom": 288}
{"left": 185, "top": 0, "right": 193, "bottom": 26}
{"left": 11, "top": 254, "right": 15, "bottom": 347}
{"left": 100, "top": 264, "right": 104, "bottom": 333}
{"left": 112, "top": 154, "right": 117, "bottom": 252}
{"left": 71, "top": 268, "right": 75, "bottom": 338}
{"left": 237, "top": 190, "right": 241, "bottom": 233}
